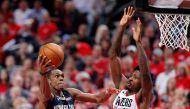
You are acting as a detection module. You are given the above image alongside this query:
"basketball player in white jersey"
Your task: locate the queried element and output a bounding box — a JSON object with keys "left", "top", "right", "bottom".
{"left": 109, "top": 7, "right": 153, "bottom": 109}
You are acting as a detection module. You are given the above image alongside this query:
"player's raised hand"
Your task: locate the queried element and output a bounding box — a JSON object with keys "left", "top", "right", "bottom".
{"left": 120, "top": 6, "right": 135, "bottom": 27}
{"left": 38, "top": 55, "right": 55, "bottom": 75}
{"left": 132, "top": 18, "right": 142, "bottom": 42}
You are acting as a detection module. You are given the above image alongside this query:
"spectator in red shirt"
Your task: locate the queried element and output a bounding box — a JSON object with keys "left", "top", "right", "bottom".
{"left": 0, "top": 23, "right": 17, "bottom": 48}
{"left": 0, "top": 69, "right": 9, "bottom": 96}
{"left": 174, "top": 49, "right": 190, "bottom": 65}
{"left": 64, "top": 57, "right": 78, "bottom": 83}
{"left": 92, "top": 45, "right": 109, "bottom": 88}
{"left": 37, "top": 13, "right": 58, "bottom": 44}
{"left": 0, "top": 0, "right": 13, "bottom": 23}
{"left": 126, "top": 45, "right": 138, "bottom": 68}
{"left": 141, "top": 37, "right": 152, "bottom": 59}
{"left": 121, "top": 56, "right": 133, "bottom": 76}
{"left": 175, "top": 62, "right": 190, "bottom": 90}
{"left": 150, "top": 48, "right": 165, "bottom": 76}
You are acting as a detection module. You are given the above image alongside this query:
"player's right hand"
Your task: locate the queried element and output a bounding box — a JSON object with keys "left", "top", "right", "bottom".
{"left": 38, "top": 55, "right": 55, "bottom": 75}
{"left": 119, "top": 6, "right": 135, "bottom": 27}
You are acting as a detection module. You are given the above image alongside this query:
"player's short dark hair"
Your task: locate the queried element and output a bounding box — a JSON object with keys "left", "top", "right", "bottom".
{"left": 46, "top": 71, "right": 52, "bottom": 79}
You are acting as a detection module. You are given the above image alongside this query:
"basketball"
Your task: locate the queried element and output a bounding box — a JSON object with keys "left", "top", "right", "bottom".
{"left": 39, "top": 43, "right": 64, "bottom": 68}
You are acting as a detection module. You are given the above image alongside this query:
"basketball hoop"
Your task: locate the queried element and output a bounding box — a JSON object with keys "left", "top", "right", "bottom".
{"left": 154, "top": 13, "right": 190, "bottom": 51}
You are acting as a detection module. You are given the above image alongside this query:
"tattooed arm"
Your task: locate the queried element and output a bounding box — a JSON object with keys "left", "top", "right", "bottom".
{"left": 109, "top": 7, "right": 135, "bottom": 89}
{"left": 132, "top": 18, "right": 153, "bottom": 104}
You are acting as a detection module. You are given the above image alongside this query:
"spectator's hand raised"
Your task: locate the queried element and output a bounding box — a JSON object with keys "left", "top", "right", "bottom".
{"left": 38, "top": 55, "right": 55, "bottom": 75}
{"left": 120, "top": 6, "right": 135, "bottom": 27}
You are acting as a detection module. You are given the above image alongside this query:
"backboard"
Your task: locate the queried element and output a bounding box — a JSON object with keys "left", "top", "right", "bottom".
{"left": 134, "top": 0, "right": 190, "bottom": 14}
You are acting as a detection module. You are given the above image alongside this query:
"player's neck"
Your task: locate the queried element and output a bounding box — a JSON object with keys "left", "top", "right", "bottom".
{"left": 51, "top": 87, "right": 63, "bottom": 96}
{"left": 126, "top": 88, "right": 139, "bottom": 95}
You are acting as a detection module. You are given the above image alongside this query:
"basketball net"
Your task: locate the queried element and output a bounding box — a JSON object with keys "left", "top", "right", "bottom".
{"left": 155, "top": 14, "right": 190, "bottom": 51}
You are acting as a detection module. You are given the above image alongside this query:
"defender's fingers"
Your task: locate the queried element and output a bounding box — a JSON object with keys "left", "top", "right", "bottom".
{"left": 131, "top": 9, "right": 135, "bottom": 17}
{"left": 124, "top": 8, "right": 126, "bottom": 15}
{"left": 129, "top": 7, "right": 133, "bottom": 15}
{"left": 127, "top": 6, "right": 131, "bottom": 15}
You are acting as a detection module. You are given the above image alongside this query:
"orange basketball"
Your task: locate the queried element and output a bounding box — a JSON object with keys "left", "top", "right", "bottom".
{"left": 39, "top": 43, "right": 64, "bottom": 68}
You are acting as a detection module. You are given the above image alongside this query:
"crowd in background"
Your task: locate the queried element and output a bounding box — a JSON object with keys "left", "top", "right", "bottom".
{"left": 0, "top": 0, "right": 190, "bottom": 109}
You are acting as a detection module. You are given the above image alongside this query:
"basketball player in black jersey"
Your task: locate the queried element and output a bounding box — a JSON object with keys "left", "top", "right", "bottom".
{"left": 38, "top": 56, "right": 118, "bottom": 109}
{"left": 109, "top": 7, "right": 153, "bottom": 109}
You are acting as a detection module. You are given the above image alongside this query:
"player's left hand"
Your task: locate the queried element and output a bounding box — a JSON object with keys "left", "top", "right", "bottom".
{"left": 132, "top": 18, "right": 142, "bottom": 42}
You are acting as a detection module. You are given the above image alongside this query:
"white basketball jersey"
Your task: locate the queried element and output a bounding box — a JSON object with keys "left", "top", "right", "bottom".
{"left": 113, "top": 90, "right": 139, "bottom": 109}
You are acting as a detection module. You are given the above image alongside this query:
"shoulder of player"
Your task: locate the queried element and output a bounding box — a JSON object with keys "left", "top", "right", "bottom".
{"left": 65, "top": 88, "right": 81, "bottom": 98}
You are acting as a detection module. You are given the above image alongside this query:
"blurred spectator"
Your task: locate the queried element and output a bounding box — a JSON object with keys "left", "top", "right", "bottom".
{"left": 174, "top": 49, "right": 190, "bottom": 65}
{"left": 0, "top": 23, "right": 17, "bottom": 47}
{"left": 121, "top": 56, "right": 133, "bottom": 76}
{"left": 28, "top": 85, "right": 39, "bottom": 108}
{"left": 144, "top": 24, "right": 156, "bottom": 47}
{"left": 77, "top": 24, "right": 94, "bottom": 46}
{"left": 126, "top": 45, "right": 138, "bottom": 68}
{"left": 0, "top": 69, "right": 9, "bottom": 96}
{"left": 1, "top": 86, "right": 22, "bottom": 109}
{"left": 37, "top": 13, "right": 58, "bottom": 44}
{"left": 150, "top": 48, "right": 164, "bottom": 76}
{"left": 4, "top": 55, "right": 18, "bottom": 80}
{"left": 175, "top": 62, "right": 190, "bottom": 90}
{"left": 51, "top": 0, "right": 64, "bottom": 26}
{"left": 152, "top": 38, "right": 160, "bottom": 49}
{"left": 0, "top": 23, "right": 18, "bottom": 63}
{"left": 141, "top": 37, "right": 151, "bottom": 59}
{"left": 69, "top": 45, "right": 86, "bottom": 71}
{"left": 62, "top": 0, "right": 84, "bottom": 34}
{"left": 0, "top": 0, "right": 13, "bottom": 23}
{"left": 100, "top": 39, "right": 111, "bottom": 57}
{"left": 13, "top": 97, "right": 33, "bottom": 109}
{"left": 63, "top": 57, "right": 78, "bottom": 84}
{"left": 76, "top": 71, "right": 98, "bottom": 108}
{"left": 29, "top": 0, "right": 48, "bottom": 25}
{"left": 92, "top": 45, "right": 109, "bottom": 88}
{"left": 156, "top": 58, "right": 176, "bottom": 95}
{"left": 121, "top": 34, "right": 130, "bottom": 56}
{"left": 13, "top": 0, "right": 31, "bottom": 26}
{"left": 95, "top": 25, "right": 110, "bottom": 44}
{"left": 77, "top": 42, "right": 92, "bottom": 57}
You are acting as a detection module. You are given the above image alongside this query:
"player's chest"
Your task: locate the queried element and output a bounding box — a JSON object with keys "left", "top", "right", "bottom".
{"left": 113, "top": 90, "right": 138, "bottom": 109}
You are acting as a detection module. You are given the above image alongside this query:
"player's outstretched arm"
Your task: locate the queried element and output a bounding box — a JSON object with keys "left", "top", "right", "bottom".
{"left": 109, "top": 7, "right": 135, "bottom": 89}
{"left": 132, "top": 18, "right": 153, "bottom": 103}
{"left": 67, "top": 88, "right": 118, "bottom": 103}
{"left": 38, "top": 55, "right": 55, "bottom": 108}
